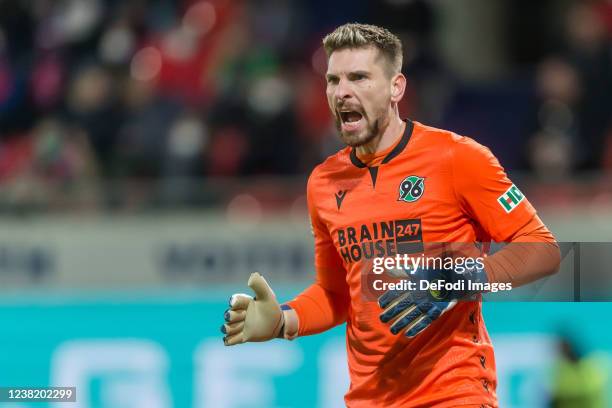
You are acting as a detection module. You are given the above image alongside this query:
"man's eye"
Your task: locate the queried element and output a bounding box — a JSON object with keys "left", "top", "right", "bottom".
{"left": 327, "top": 77, "right": 339, "bottom": 84}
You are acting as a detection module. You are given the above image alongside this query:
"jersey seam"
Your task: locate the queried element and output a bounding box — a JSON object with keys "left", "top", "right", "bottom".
{"left": 449, "top": 137, "right": 463, "bottom": 214}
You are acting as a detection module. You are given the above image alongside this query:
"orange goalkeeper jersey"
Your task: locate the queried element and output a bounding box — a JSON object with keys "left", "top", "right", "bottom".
{"left": 288, "top": 120, "right": 553, "bottom": 407}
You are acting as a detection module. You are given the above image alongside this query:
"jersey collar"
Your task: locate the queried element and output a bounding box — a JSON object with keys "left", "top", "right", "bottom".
{"left": 349, "top": 119, "right": 414, "bottom": 168}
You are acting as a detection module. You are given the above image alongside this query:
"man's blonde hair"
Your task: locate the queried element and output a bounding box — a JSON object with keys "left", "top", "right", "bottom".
{"left": 322, "top": 23, "right": 403, "bottom": 75}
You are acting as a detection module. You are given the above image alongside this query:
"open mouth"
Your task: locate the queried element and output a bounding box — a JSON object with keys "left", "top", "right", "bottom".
{"left": 340, "top": 110, "right": 363, "bottom": 124}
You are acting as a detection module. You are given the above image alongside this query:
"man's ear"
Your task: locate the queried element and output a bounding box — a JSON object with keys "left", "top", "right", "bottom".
{"left": 390, "top": 73, "right": 406, "bottom": 103}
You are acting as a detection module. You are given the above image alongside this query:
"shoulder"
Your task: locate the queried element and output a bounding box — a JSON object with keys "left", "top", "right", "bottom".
{"left": 307, "top": 147, "right": 352, "bottom": 190}
{"left": 412, "top": 121, "right": 496, "bottom": 163}
{"left": 452, "top": 135, "right": 500, "bottom": 170}
{"left": 412, "top": 121, "right": 483, "bottom": 151}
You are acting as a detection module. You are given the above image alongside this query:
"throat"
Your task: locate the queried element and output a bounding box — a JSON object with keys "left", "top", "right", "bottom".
{"left": 355, "top": 119, "right": 405, "bottom": 158}
{"left": 355, "top": 133, "right": 383, "bottom": 156}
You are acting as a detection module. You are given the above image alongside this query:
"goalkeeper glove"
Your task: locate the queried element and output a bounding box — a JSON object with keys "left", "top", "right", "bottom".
{"left": 378, "top": 265, "right": 487, "bottom": 338}
{"left": 221, "top": 272, "right": 285, "bottom": 346}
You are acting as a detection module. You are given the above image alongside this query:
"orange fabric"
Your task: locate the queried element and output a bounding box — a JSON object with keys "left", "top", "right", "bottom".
{"left": 288, "top": 277, "right": 349, "bottom": 336}
{"left": 483, "top": 217, "right": 560, "bottom": 286}
{"left": 288, "top": 121, "right": 556, "bottom": 407}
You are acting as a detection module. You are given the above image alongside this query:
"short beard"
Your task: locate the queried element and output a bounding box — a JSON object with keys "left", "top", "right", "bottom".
{"left": 336, "top": 115, "right": 380, "bottom": 147}
{"left": 335, "top": 116, "right": 381, "bottom": 148}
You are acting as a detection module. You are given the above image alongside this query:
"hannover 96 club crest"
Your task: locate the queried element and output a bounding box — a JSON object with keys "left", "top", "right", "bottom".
{"left": 398, "top": 175, "right": 425, "bottom": 203}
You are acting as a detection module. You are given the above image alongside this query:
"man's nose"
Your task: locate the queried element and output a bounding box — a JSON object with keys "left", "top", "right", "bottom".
{"left": 334, "top": 79, "right": 353, "bottom": 101}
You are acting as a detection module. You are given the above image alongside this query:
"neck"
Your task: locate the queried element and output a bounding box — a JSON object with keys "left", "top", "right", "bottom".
{"left": 355, "top": 109, "right": 404, "bottom": 156}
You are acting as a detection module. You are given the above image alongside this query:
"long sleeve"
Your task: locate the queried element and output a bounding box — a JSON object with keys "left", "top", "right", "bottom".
{"left": 483, "top": 215, "right": 561, "bottom": 286}
{"left": 286, "top": 170, "right": 350, "bottom": 336}
{"left": 287, "top": 278, "right": 350, "bottom": 336}
{"left": 451, "top": 136, "right": 560, "bottom": 286}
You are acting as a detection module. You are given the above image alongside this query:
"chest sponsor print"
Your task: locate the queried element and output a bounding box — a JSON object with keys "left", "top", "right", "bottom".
{"left": 336, "top": 219, "right": 423, "bottom": 263}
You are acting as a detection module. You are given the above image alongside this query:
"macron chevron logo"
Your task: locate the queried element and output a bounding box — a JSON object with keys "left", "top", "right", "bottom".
{"left": 335, "top": 190, "right": 348, "bottom": 210}
{"left": 497, "top": 184, "right": 524, "bottom": 213}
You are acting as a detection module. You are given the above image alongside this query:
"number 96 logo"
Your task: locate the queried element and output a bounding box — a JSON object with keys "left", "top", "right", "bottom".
{"left": 398, "top": 175, "right": 425, "bottom": 203}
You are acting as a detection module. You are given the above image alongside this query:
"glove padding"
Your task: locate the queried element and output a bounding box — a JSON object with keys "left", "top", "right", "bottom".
{"left": 222, "top": 273, "right": 284, "bottom": 346}
{"left": 378, "top": 266, "right": 484, "bottom": 338}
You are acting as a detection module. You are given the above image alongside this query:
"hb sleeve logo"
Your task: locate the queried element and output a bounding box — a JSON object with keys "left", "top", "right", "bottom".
{"left": 398, "top": 176, "right": 425, "bottom": 202}
{"left": 497, "top": 184, "right": 525, "bottom": 213}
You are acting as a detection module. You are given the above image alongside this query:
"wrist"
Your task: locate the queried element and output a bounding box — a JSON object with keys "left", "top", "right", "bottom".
{"left": 279, "top": 305, "right": 299, "bottom": 340}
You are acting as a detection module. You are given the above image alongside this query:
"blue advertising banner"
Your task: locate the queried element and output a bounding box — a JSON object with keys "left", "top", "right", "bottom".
{"left": 0, "top": 291, "right": 610, "bottom": 408}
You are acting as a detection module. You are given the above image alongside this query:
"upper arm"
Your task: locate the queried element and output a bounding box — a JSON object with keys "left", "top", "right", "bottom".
{"left": 307, "top": 171, "right": 349, "bottom": 295}
{"left": 451, "top": 137, "right": 540, "bottom": 242}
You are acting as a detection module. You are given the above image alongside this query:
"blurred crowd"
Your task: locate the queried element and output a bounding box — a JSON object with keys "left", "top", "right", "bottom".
{"left": 0, "top": 0, "right": 610, "bottom": 210}
{"left": 527, "top": 1, "right": 612, "bottom": 179}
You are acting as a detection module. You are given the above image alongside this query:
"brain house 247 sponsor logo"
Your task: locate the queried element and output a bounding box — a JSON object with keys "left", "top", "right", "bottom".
{"left": 336, "top": 219, "right": 423, "bottom": 263}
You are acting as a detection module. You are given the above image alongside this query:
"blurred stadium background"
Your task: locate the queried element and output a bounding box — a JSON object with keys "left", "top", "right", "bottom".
{"left": 0, "top": 0, "right": 611, "bottom": 407}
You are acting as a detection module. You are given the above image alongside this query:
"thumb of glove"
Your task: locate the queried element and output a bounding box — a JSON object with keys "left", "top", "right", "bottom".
{"left": 248, "top": 272, "right": 275, "bottom": 301}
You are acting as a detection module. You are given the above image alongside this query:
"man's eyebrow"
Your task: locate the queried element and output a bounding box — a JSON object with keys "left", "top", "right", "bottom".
{"left": 350, "top": 70, "right": 370, "bottom": 77}
{"left": 326, "top": 73, "right": 339, "bottom": 80}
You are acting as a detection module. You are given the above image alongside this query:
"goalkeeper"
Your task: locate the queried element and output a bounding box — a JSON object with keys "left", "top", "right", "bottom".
{"left": 221, "top": 23, "right": 560, "bottom": 408}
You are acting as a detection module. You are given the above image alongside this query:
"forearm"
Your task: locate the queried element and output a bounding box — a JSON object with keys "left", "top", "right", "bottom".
{"left": 483, "top": 216, "right": 561, "bottom": 287}
{"left": 285, "top": 282, "right": 349, "bottom": 337}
